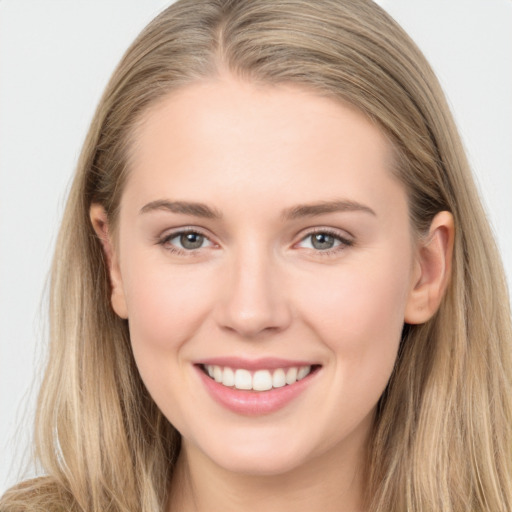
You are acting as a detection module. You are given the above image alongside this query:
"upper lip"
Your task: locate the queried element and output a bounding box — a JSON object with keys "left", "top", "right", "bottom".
{"left": 195, "top": 357, "right": 319, "bottom": 371}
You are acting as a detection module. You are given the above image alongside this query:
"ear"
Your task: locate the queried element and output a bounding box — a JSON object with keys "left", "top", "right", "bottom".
{"left": 89, "top": 204, "right": 128, "bottom": 319}
{"left": 404, "top": 211, "right": 454, "bottom": 324}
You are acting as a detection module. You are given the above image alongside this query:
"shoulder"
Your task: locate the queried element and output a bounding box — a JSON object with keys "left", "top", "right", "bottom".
{"left": 0, "top": 478, "right": 77, "bottom": 512}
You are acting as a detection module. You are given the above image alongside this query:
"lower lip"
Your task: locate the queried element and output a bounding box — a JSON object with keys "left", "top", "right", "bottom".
{"left": 196, "top": 366, "right": 318, "bottom": 416}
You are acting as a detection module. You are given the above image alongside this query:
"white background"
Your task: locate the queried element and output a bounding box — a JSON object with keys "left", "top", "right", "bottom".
{"left": 1, "top": 0, "right": 511, "bottom": 495}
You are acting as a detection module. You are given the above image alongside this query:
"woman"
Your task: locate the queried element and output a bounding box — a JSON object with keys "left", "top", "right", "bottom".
{"left": 1, "top": 0, "right": 511, "bottom": 511}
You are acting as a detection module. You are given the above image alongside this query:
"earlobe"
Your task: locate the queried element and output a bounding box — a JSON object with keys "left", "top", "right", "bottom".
{"left": 404, "top": 211, "right": 454, "bottom": 325}
{"left": 89, "top": 204, "right": 128, "bottom": 319}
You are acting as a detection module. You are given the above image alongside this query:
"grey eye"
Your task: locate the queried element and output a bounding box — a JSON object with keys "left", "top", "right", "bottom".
{"left": 297, "top": 231, "right": 351, "bottom": 253}
{"left": 160, "top": 230, "right": 215, "bottom": 253}
{"left": 310, "top": 233, "right": 337, "bottom": 250}
{"left": 179, "top": 232, "right": 205, "bottom": 250}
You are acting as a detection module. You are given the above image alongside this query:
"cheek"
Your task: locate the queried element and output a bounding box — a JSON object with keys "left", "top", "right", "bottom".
{"left": 301, "top": 257, "right": 409, "bottom": 341}
{"left": 296, "top": 254, "right": 411, "bottom": 409}
{"left": 119, "top": 255, "right": 218, "bottom": 406}
{"left": 123, "top": 257, "right": 211, "bottom": 349}
{"left": 120, "top": 259, "right": 218, "bottom": 426}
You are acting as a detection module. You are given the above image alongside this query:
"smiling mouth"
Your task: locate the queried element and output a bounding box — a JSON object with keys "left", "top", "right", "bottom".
{"left": 200, "top": 364, "right": 320, "bottom": 392}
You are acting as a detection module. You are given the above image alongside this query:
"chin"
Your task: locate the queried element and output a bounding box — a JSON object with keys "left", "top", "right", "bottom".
{"left": 196, "top": 431, "right": 314, "bottom": 477}
{"left": 214, "top": 451, "right": 308, "bottom": 477}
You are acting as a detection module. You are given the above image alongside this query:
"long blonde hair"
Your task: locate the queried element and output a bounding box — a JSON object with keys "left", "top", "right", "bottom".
{"left": 2, "top": 1, "right": 511, "bottom": 511}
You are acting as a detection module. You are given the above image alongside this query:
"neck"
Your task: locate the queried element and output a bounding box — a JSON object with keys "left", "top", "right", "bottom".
{"left": 168, "top": 427, "right": 370, "bottom": 512}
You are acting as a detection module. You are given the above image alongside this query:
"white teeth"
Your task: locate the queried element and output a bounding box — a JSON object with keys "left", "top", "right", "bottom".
{"left": 272, "top": 368, "right": 286, "bottom": 388}
{"left": 204, "top": 364, "right": 313, "bottom": 391}
{"left": 213, "top": 366, "right": 223, "bottom": 383}
{"left": 235, "top": 369, "right": 252, "bottom": 390}
{"left": 285, "top": 367, "right": 298, "bottom": 384}
{"left": 222, "top": 367, "right": 235, "bottom": 387}
{"left": 253, "top": 370, "right": 273, "bottom": 391}
{"left": 297, "top": 366, "right": 311, "bottom": 380}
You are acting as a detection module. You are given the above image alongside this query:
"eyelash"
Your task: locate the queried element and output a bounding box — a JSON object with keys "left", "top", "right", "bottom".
{"left": 297, "top": 228, "right": 354, "bottom": 257}
{"left": 158, "top": 228, "right": 214, "bottom": 257}
{"left": 157, "top": 228, "right": 354, "bottom": 257}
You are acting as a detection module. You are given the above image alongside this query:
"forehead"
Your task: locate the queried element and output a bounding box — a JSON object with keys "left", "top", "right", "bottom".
{"left": 124, "top": 76, "right": 404, "bottom": 218}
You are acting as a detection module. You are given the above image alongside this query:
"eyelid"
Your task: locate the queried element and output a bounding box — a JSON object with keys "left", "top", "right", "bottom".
{"left": 294, "top": 227, "right": 354, "bottom": 254}
{"left": 157, "top": 226, "right": 217, "bottom": 254}
{"left": 296, "top": 226, "right": 354, "bottom": 241}
{"left": 156, "top": 226, "right": 354, "bottom": 257}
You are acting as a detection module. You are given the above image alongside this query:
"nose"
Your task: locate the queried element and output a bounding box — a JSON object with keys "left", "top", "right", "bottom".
{"left": 214, "top": 244, "right": 293, "bottom": 339}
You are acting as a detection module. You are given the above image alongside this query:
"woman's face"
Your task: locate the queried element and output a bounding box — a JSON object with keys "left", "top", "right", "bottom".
{"left": 108, "top": 76, "right": 421, "bottom": 476}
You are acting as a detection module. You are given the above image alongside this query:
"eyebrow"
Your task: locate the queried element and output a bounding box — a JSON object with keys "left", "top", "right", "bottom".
{"left": 140, "top": 200, "right": 223, "bottom": 219}
{"left": 281, "top": 199, "right": 376, "bottom": 220}
{"left": 139, "top": 198, "right": 376, "bottom": 220}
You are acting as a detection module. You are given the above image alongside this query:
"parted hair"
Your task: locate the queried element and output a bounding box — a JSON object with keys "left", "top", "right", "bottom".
{"left": 1, "top": 1, "right": 511, "bottom": 511}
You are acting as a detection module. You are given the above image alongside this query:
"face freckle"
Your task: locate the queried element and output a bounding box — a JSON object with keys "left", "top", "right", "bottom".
{"left": 110, "top": 75, "right": 419, "bottom": 478}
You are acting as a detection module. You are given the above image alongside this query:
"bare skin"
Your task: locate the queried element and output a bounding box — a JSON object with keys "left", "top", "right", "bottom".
{"left": 91, "top": 75, "right": 453, "bottom": 512}
{"left": 168, "top": 411, "right": 370, "bottom": 512}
